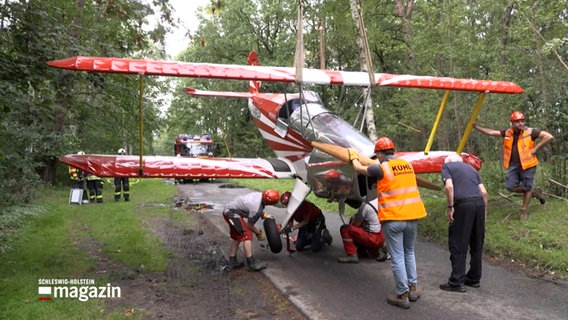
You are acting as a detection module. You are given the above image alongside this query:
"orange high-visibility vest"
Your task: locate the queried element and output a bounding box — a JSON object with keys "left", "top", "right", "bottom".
{"left": 376, "top": 158, "right": 427, "bottom": 222}
{"left": 503, "top": 128, "right": 538, "bottom": 170}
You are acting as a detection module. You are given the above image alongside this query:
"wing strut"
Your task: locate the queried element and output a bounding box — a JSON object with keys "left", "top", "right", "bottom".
{"left": 424, "top": 90, "right": 451, "bottom": 155}
{"left": 424, "top": 91, "right": 486, "bottom": 156}
{"left": 138, "top": 75, "right": 144, "bottom": 176}
{"left": 457, "top": 92, "right": 486, "bottom": 154}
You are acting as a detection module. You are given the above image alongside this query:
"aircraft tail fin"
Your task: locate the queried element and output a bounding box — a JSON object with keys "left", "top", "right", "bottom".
{"left": 247, "top": 51, "right": 260, "bottom": 94}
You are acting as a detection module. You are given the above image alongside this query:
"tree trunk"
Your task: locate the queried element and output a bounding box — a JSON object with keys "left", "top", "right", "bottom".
{"left": 349, "top": 0, "right": 377, "bottom": 141}
{"left": 500, "top": 0, "right": 515, "bottom": 66}
{"left": 394, "top": 0, "right": 414, "bottom": 70}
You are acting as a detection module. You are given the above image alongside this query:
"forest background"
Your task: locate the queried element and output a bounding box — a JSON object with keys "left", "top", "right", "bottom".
{"left": 0, "top": 2, "right": 566, "bottom": 226}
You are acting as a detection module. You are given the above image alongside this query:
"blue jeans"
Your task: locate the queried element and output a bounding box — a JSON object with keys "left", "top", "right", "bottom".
{"left": 383, "top": 220, "right": 419, "bottom": 295}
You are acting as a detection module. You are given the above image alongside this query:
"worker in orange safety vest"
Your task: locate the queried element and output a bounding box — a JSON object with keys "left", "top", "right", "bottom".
{"left": 349, "top": 136, "right": 427, "bottom": 309}
{"left": 473, "top": 110, "right": 553, "bottom": 220}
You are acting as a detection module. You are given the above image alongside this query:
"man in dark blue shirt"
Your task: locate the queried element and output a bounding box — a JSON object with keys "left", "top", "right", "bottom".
{"left": 439, "top": 154, "right": 488, "bottom": 293}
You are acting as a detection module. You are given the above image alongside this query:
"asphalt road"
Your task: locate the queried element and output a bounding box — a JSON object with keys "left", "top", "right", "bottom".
{"left": 178, "top": 182, "right": 567, "bottom": 320}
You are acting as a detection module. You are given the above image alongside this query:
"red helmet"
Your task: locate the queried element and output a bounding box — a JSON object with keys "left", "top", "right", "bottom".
{"left": 324, "top": 169, "right": 341, "bottom": 181}
{"left": 374, "top": 137, "right": 395, "bottom": 152}
{"left": 510, "top": 111, "right": 525, "bottom": 121}
{"left": 262, "top": 189, "right": 280, "bottom": 205}
{"left": 280, "top": 191, "right": 291, "bottom": 206}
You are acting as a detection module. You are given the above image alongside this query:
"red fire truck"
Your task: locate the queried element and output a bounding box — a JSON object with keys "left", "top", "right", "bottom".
{"left": 174, "top": 134, "right": 215, "bottom": 183}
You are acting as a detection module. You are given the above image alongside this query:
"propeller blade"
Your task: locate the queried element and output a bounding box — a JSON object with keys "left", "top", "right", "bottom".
{"left": 311, "top": 141, "right": 441, "bottom": 191}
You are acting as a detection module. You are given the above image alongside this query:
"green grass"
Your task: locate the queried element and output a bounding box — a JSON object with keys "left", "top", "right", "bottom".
{"left": 0, "top": 179, "right": 179, "bottom": 320}
{"left": 230, "top": 178, "right": 568, "bottom": 277}
{"left": 421, "top": 197, "right": 568, "bottom": 275}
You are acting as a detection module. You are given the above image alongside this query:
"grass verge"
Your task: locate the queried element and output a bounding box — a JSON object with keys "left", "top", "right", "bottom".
{"left": 0, "top": 179, "right": 178, "bottom": 319}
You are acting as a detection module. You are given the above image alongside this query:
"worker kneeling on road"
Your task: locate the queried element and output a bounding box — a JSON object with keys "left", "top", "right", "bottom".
{"left": 338, "top": 201, "right": 386, "bottom": 263}
{"left": 280, "top": 191, "right": 332, "bottom": 252}
{"left": 223, "top": 189, "right": 280, "bottom": 271}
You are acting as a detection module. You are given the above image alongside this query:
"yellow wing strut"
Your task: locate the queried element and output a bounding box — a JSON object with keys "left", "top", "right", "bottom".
{"left": 457, "top": 92, "right": 486, "bottom": 154}
{"left": 424, "top": 90, "right": 451, "bottom": 155}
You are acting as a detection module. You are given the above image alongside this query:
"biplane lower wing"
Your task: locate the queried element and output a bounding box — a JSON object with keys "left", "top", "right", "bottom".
{"left": 60, "top": 155, "right": 296, "bottom": 179}
{"left": 396, "top": 151, "right": 482, "bottom": 173}
{"left": 60, "top": 148, "right": 478, "bottom": 181}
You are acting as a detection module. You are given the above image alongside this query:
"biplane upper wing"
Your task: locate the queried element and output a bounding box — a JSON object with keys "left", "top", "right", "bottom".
{"left": 47, "top": 56, "right": 524, "bottom": 94}
{"left": 60, "top": 154, "right": 296, "bottom": 179}
{"left": 183, "top": 88, "right": 254, "bottom": 98}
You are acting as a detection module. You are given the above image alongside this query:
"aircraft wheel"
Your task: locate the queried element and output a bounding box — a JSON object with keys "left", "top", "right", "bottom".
{"left": 263, "top": 218, "right": 282, "bottom": 253}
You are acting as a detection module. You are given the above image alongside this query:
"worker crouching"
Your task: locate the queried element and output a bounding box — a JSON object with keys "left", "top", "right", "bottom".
{"left": 338, "top": 202, "right": 386, "bottom": 263}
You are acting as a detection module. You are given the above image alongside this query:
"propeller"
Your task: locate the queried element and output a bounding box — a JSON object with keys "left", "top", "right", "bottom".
{"left": 311, "top": 141, "right": 441, "bottom": 191}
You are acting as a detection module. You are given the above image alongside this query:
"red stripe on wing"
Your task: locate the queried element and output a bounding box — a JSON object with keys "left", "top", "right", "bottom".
{"left": 60, "top": 155, "right": 294, "bottom": 179}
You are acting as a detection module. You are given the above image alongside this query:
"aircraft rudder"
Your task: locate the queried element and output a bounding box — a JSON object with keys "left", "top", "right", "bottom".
{"left": 247, "top": 51, "right": 260, "bottom": 94}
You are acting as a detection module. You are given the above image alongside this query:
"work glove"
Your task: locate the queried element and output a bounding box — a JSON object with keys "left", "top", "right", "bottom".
{"left": 281, "top": 226, "right": 292, "bottom": 234}
{"left": 256, "top": 230, "right": 265, "bottom": 241}
{"left": 347, "top": 148, "right": 359, "bottom": 161}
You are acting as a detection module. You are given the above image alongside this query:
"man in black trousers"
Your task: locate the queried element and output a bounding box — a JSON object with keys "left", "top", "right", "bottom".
{"left": 439, "top": 154, "right": 488, "bottom": 292}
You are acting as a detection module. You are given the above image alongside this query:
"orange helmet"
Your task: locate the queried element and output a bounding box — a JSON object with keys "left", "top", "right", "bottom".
{"left": 280, "top": 191, "right": 291, "bottom": 206}
{"left": 262, "top": 189, "right": 280, "bottom": 205}
{"left": 510, "top": 111, "right": 525, "bottom": 121}
{"left": 374, "top": 137, "right": 395, "bottom": 152}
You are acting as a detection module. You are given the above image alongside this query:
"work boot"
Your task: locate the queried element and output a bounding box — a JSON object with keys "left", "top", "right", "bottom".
{"left": 464, "top": 278, "right": 480, "bottom": 288}
{"left": 246, "top": 256, "right": 267, "bottom": 271}
{"left": 387, "top": 291, "right": 410, "bottom": 309}
{"left": 337, "top": 255, "right": 359, "bottom": 264}
{"left": 408, "top": 284, "right": 421, "bottom": 302}
{"left": 531, "top": 188, "right": 546, "bottom": 204}
{"left": 227, "top": 256, "right": 244, "bottom": 270}
{"left": 322, "top": 228, "right": 333, "bottom": 245}
{"left": 519, "top": 208, "right": 528, "bottom": 221}
{"left": 376, "top": 246, "right": 388, "bottom": 262}
{"left": 439, "top": 282, "right": 467, "bottom": 293}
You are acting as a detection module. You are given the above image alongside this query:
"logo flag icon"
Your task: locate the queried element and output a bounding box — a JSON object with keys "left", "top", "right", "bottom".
{"left": 38, "top": 286, "right": 52, "bottom": 300}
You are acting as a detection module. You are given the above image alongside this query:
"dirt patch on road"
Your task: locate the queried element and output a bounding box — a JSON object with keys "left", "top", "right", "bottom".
{"left": 81, "top": 198, "right": 306, "bottom": 319}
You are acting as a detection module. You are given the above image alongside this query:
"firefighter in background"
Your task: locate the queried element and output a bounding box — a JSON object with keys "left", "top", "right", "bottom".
{"left": 86, "top": 172, "right": 104, "bottom": 203}
{"left": 174, "top": 135, "right": 182, "bottom": 156}
{"left": 114, "top": 148, "right": 130, "bottom": 201}
{"left": 69, "top": 151, "right": 89, "bottom": 203}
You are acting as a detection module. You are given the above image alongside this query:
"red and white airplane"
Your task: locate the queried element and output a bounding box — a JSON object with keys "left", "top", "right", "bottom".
{"left": 49, "top": 52, "right": 523, "bottom": 252}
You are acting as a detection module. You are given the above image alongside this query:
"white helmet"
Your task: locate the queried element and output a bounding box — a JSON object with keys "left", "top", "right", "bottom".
{"left": 118, "top": 148, "right": 126, "bottom": 155}
{"left": 77, "top": 151, "right": 85, "bottom": 155}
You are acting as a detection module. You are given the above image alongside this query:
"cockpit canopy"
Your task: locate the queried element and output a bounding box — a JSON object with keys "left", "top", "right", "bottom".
{"left": 283, "top": 90, "right": 374, "bottom": 155}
